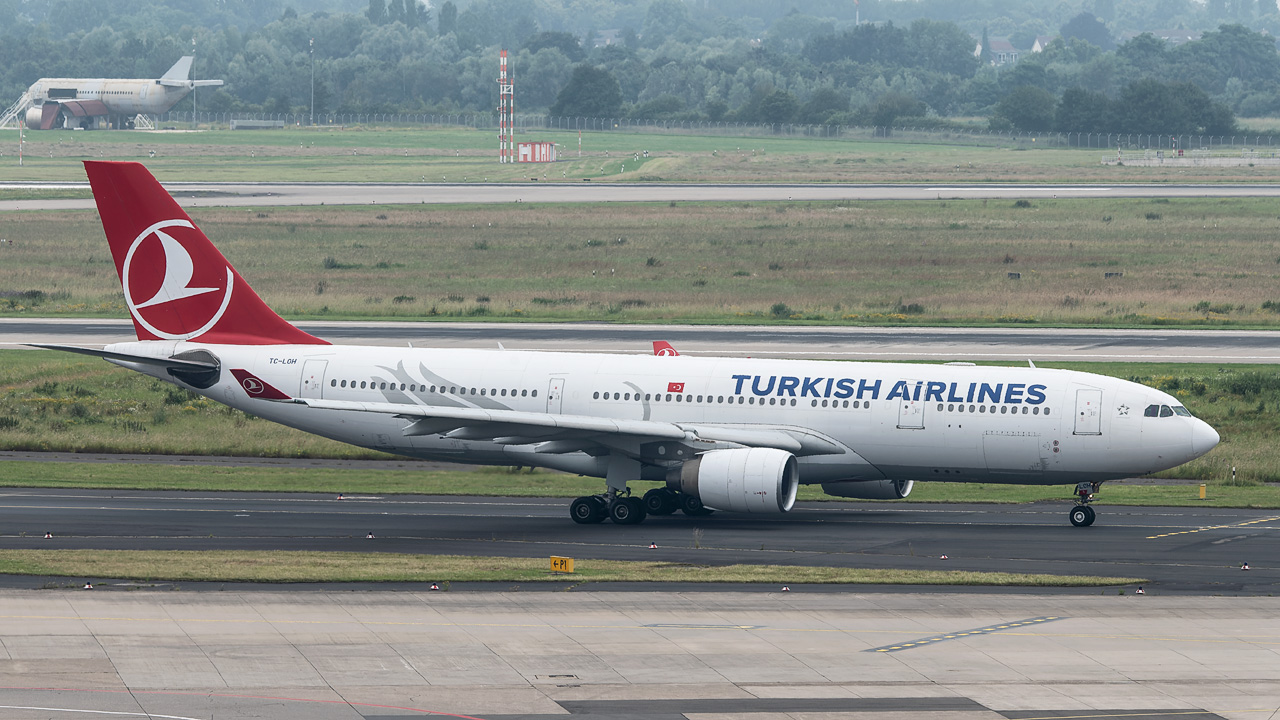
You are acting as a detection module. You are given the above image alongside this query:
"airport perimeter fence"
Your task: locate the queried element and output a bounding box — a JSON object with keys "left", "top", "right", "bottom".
{"left": 159, "top": 110, "right": 1280, "bottom": 151}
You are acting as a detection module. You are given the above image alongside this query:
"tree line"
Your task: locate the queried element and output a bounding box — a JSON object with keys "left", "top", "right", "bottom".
{"left": 1, "top": 0, "right": 1279, "bottom": 137}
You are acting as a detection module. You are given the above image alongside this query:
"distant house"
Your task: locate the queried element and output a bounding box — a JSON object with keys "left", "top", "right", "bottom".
{"left": 1114, "top": 29, "right": 1202, "bottom": 46}
{"left": 592, "top": 29, "right": 620, "bottom": 48}
{"left": 1032, "top": 35, "right": 1056, "bottom": 53}
{"left": 974, "top": 37, "right": 1020, "bottom": 65}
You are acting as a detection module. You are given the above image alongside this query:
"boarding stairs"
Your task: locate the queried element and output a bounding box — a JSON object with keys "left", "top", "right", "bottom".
{"left": 133, "top": 114, "right": 155, "bottom": 130}
{"left": 0, "top": 91, "right": 32, "bottom": 129}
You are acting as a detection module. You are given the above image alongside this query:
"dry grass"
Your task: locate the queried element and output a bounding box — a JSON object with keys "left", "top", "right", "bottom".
{"left": 7, "top": 197, "right": 1280, "bottom": 326}
{"left": 0, "top": 549, "right": 1141, "bottom": 586}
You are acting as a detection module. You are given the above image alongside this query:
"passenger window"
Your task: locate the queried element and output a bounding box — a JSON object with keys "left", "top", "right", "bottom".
{"left": 937, "top": 403, "right": 943, "bottom": 411}
{"left": 790, "top": 399, "right": 796, "bottom": 406}
{"left": 1160, "top": 405, "right": 1174, "bottom": 418}
{"left": 968, "top": 405, "right": 975, "bottom": 413}
{"left": 593, "top": 392, "right": 600, "bottom": 399}
{"left": 1044, "top": 408, "right": 1051, "bottom": 416}
{"left": 769, "top": 397, "right": 776, "bottom": 405}
{"left": 645, "top": 393, "right": 651, "bottom": 401}
{"left": 624, "top": 393, "right": 630, "bottom": 400}
{"left": 1144, "top": 404, "right": 1160, "bottom": 417}
{"left": 718, "top": 396, "right": 724, "bottom": 403}
{"left": 341, "top": 380, "right": 347, "bottom": 388}
{"left": 1033, "top": 407, "right": 1040, "bottom": 415}
{"left": 521, "top": 389, "right": 527, "bottom": 396}
{"left": 666, "top": 394, "right": 673, "bottom": 401}
{"left": 360, "top": 381, "right": 367, "bottom": 389}
{"left": 811, "top": 400, "right": 818, "bottom": 407}
{"left": 532, "top": 390, "right": 537, "bottom": 397}
{"left": 330, "top": 379, "right": 336, "bottom": 387}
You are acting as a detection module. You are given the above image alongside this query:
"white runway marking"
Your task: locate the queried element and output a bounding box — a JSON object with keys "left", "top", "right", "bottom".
{"left": 0, "top": 707, "right": 202, "bottom": 720}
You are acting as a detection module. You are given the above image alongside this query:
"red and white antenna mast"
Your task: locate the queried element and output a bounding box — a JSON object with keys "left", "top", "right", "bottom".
{"left": 497, "top": 49, "right": 514, "bottom": 163}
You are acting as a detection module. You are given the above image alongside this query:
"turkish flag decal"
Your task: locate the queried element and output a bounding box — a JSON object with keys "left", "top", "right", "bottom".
{"left": 667, "top": 382, "right": 685, "bottom": 393}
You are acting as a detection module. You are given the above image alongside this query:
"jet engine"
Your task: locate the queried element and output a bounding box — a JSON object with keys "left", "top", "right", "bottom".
{"left": 24, "top": 107, "right": 45, "bottom": 128}
{"left": 821, "top": 479, "right": 914, "bottom": 500}
{"left": 675, "top": 447, "right": 799, "bottom": 513}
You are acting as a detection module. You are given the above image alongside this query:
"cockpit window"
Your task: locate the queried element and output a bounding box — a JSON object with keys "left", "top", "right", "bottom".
{"left": 1160, "top": 405, "right": 1174, "bottom": 418}
{"left": 1172, "top": 405, "right": 1192, "bottom": 417}
{"left": 1144, "top": 404, "right": 1160, "bottom": 417}
{"left": 1145, "top": 404, "right": 1180, "bottom": 418}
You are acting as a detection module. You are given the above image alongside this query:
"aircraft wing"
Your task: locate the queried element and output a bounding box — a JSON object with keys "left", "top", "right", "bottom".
{"left": 295, "top": 397, "right": 844, "bottom": 457}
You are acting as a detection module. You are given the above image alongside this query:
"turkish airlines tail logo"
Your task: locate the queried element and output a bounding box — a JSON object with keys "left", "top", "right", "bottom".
{"left": 653, "top": 341, "right": 680, "bottom": 357}
{"left": 85, "top": 161, "right": 328, "bottom": 347}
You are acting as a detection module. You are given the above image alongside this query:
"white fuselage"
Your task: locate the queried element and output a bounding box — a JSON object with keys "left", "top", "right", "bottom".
{"left": 108, "top": 340, "right": 1218, "bottom": 490}
{"left": 27, "top": 78, "right": 194, "bottom": 116}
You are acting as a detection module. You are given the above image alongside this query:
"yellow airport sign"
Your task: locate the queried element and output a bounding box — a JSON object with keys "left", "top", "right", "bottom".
{"left": 550, "top": 556, "right": 574, "bottom": 573}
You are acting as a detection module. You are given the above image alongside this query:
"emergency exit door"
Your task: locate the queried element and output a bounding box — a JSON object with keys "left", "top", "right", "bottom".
{"left": 546, "top": 378, "right": 566, "bottom": 413}
{"left": 897, "top": 382, "right": 925, "bottom": 429}
{"left": 1074, "top": 388, "right": 1102, "bottom": 435}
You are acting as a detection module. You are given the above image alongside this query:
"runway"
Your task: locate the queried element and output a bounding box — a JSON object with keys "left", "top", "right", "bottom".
{"left": 5, "top": 318, "right": 1280, "bottom": 362}
{"left": 7, "top": 181, "right": 1280, "bottom": 211}
{"left": 1, "top": 488, "right": 1274, "bottom": 594}
{"left": 0, "top": 590, "right": 1271, "bottom": 720}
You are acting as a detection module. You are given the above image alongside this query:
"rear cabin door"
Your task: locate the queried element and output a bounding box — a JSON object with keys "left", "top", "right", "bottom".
{"left": 546, "top": 378, "right": 566, "bottom": 414}
{"left": 300, "top": 359, "right": 328, "bottom": 399}
{"left": 1074, "top": 388, "right": 1103, "bottom": 435}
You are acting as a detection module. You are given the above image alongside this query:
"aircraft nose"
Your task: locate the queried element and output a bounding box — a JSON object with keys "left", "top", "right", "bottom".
{"left": 1191, "top": 420, "right": 1220, "bottom": 457}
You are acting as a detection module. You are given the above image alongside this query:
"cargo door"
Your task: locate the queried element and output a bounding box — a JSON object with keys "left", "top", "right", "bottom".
{"left": 1074, "top": 388, "right": 1103, "bottom": 435}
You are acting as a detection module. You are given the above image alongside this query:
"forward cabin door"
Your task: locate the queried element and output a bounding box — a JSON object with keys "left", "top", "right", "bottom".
{"left": 547, "top": 377, "right": 566, "bottom": 414}
{"left": 1074, "top": 388, "right": 1103, "bottom": 435}
{"left": 897, "top": 381, "right": 925, "bottom": 429}
{"left": 300, "top": 359, "right": 328, "bottom": 399}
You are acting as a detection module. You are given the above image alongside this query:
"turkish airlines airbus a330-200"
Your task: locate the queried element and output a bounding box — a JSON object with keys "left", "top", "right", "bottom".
{"left": 37, "top": 161, "right": 1221, "bottom": 527}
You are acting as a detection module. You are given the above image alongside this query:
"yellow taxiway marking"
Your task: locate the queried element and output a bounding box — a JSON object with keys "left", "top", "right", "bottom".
{"left": 1147, "top": 515, "right": 1280, "bottom": 539}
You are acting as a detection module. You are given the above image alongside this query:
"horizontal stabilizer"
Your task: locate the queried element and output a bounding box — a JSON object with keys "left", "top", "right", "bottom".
{"left": 26, "top": 343, "right": 217, "bottom": 373}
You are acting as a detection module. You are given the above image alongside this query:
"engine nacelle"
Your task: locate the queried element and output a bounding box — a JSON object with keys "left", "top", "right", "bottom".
{"left": 821, "top": 479, "right": 914, "bottom": 500}
{"left": 25, "top": 107, "right": 45, "bottom": 128}
{"left": 676, "top": 447, "right": 799, "bottom": 513}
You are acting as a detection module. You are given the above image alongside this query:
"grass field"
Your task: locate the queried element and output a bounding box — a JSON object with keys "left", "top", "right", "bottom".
{"left": 4, "top": 125, "right": 1280, "bottom": 184}
{"left": 0, "top": 549, "right": 1141, "bottom": 586}
{"left": 2, "top": 350, "right": 1279, "bottom": 491}
{"left": 7, "top": 196, "right": 1280, "bottom": 326}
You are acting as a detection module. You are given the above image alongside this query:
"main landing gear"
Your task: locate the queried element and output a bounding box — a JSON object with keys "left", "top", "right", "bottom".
{"left": 569, "top": 491, "right": 646, "bottom": 525}
{"left": 568, "top": 487, "right": 715, "bottom": 525}
{"left": 1069, "top": 481, "right": 1100, "bottom": 527}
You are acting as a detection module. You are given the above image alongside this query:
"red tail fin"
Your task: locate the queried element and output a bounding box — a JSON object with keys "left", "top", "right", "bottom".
{"left": 85, "top": 161, "right": 326, "bottom": 345}
{"left": 653, "top": 341, "right": 679, "bottom": 356}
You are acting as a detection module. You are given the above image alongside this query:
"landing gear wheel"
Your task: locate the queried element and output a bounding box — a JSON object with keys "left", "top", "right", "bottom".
{"left": 609, "top": 496, "right": 647, "bottom": 525}
{"left": 643, "top": 488, "right": 678, "bottom": 515}
{"left": 680, "top": 493, "right": 714, "bottom": 517}
{"left": 570, "top": 496, "right": 606, "bottom": 524}
{"left": 1069, "top": 506, "right": 1096, "bottom": 527}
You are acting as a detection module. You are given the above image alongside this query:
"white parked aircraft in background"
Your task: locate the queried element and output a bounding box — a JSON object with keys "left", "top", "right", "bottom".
{"left": 12, "top": 57, "right": 222, "bottom": 130}
{"left": 36, "top": 161, "right": 1220, "bottom": 527}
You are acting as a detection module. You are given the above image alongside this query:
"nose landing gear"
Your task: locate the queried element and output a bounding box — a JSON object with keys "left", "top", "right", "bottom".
{"left": 1069, "top": 481, "right": 1099, "bottom": 527}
